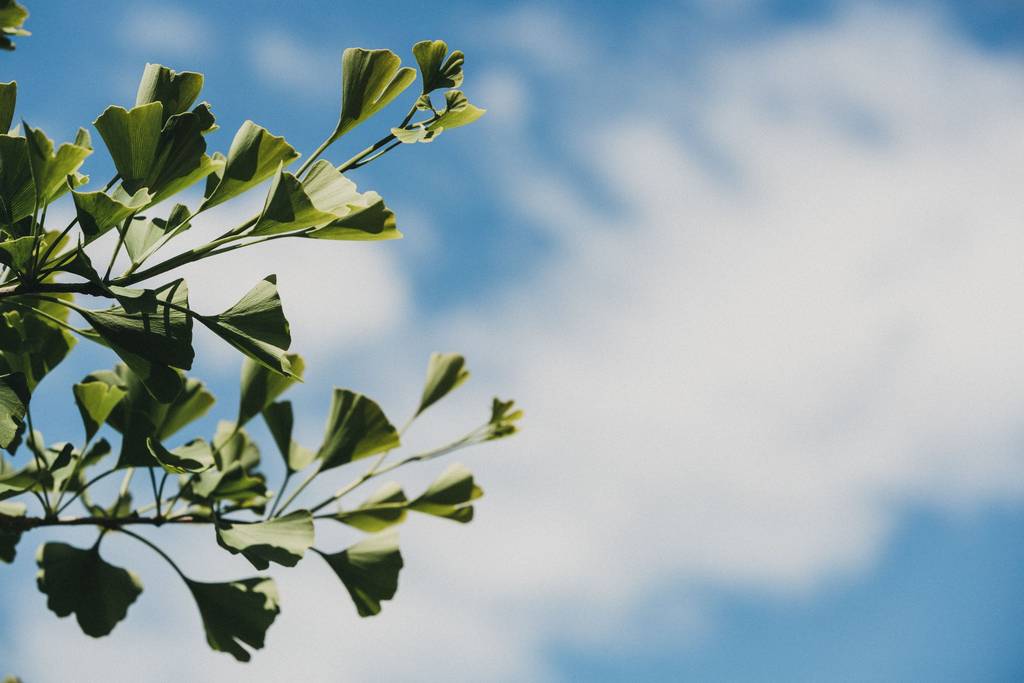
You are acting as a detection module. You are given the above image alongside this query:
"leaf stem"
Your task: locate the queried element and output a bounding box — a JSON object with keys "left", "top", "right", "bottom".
{"left": 118, "top": 528, "right": 189, "bottom": 582}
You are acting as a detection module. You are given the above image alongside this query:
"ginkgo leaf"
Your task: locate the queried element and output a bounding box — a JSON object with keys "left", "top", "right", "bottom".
{"left": 215, "top": 510, "right": 314, "bottom": 570}
{"left": 0, "top": 134, "right": 35, "bottom": 224}
{"left": 135, "top": 63, "right": 204, "bottom": 123}
{"left": 426, "top": 90, "right": 485, "bottom": 132}
{"left": 262, "top": 400, "right": 315, "bottom": 473}
{"left": 197, "top": 275, "right": 294, "bottom": 377}
{"left": 416, "top": 352, "right": 469, "bottom": 417}
{"left": 123, "top": 203, "right": 191, "bottom": 266}
{"left": 316, "top": 533, "right": 403, "bottom": 617}
{"left": 305, "top": 190, "right": 400, "bottom": 241}
{"left": 237, "top": 353, "right": 304, "bottom": 427}
{"left": 408, "top": 463, "right": 483, "bottom": 523}
{"left": 250, "top": 160, "right": 362, "bottom": 236}
{"left": 0, "top": 81, "right": 15, "bottom": 133}
{"left": 333, "top": 482, "right": 408, "bottom": 532}
{"left": 0, "top": 1, "right": 28, "bottom": 51}
{"left": 330, "top": 48, "right": 416, "bottom": 143}
{"left": 36, "top": 542, "right": 143, "bottom": 638}
{"left": 390, "top": 123, "right": 440, "bottom": 144}
{"left": 412, "top": 39, "right": 464, "bottom": 94}
{"left": 80, "top": 279, "right": 193, "bottom": 402}
{"left": 72, "top": 186, "right": 152, "bottom": 243}
{"left": 316, "top": 389, "right": 400, "bottom": 472}
{"left": 146, "top": 437, "right": 214, "bottom": 474}
{"left": 201, "top": 121, "right": 298, "bottom": 210}
{"left": 72, "top": 378, "right": 126, "bottom": 441}
{"left": 93, "top": 103, "right": 163, "bottom": 193}
{"left": 0, "top": 500, "right": 25, "bottom": 563}
{"left": 22, "top": 122, "right": 92, "bottom": 204}
{"left": 0, "top": 372, "right": 28, "bottom": 449}
{"left": 186, "top": 577, "right": 280, "bottom": 662}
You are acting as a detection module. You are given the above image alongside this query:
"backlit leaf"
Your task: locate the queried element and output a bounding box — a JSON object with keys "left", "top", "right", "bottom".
{"left": 201, "top": 121, "right": 298, "bottom": 210}
{"left": 215, "top": 510, "right": 314, "bottom": 570}
{"left": 186, "top": 577, "right": 280, "bottom": 662}
{"left": 416, "top": 352, "right": 469, "bottom": 417}
{"left": 316, "top": 389, "right": 399, "bottom": 472}
{"left": 316, "top": 532, "right": 403, "bottom": 617}
{"left": 330, "top": 48, "right": 416, "bottom": 143}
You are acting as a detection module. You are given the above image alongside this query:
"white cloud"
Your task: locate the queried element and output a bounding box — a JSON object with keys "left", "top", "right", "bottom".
{"left": 246, "top": 30, "right": 337, "bottom": 97}
{"left": 118, "top": 5, "right": 210, "bottom": 58}
{"left": 6, "top": 4, "right": 1024, "bottom": 681}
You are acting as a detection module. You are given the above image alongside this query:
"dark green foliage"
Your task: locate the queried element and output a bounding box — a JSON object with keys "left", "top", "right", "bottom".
{"left": 0, "top": 15, "right": 519, "bottom": 663}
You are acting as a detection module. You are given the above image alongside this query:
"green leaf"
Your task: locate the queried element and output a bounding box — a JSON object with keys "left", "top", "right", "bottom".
{"left": 186, "top": 423, "right": 268, "bottom": 511}
{"left": 408, "top": 463, "right": 482, "bottom": 523}
{"left": 262, "top": 400, "right": 315, "bottom": 473}
{"left": 390, "top": 123, "right": 440, "bottom": 144}
{"left": 0, "top": 300, "right": 76, "bottom": 391}
{"left": 316, "top": 389, "right": 400, "bottom": 472}
{"left": 330, "top": 48, "right": 416, "bottom": 143}
{"left": 201, "top": 121, "right": 298, "bottom": 210}
{"left": 197, "top": 275, "right": 294, "bottom": 376}
{"left": 0, "top": 1, "right": 28, "bottom": 51}
{"left": 412, "top": 40, "right": 464, "bottom": 94}
{"left": 317, "top": 532, "right": 403, "bottom": 617}
{"left": 80, "top": 279, "right": 193, "bottom": 402}
{"left": 36, "top": 542, "right": 143, "bottom": 637}
{"left": 135, "top": 64, "right": 204, "bottom": 123}
{"left": 305, "top": 190, "right": 400, "bottom": 242}
{"left": 147, "top": 437, "right": 214, "bottom": 474}
{"left": 426, "top": 90, "right": 486, "bottom": 132}
{"left": 0, "top": 134, "right": 34, "bottom": 224}
{"left": 0, "top": 372, "right": 28, "bottom": 449}
{"left": 237, "top": 352, "right": 304, "bottom": 427}
{"left": 23, "top": 122, "right": 92, "bottom": 204}
{"left": 486, "top": 397, "right": 523, "bottom": 440}
{"left": 0, "top": 81, "right": 15, "bottom": 134}
{"left": 0, "top": 500, "right": 24, "bottom": 563}
{"left": 186, "top": 577, "right": 280, "bottom": 662}
{"left": 416, "top": 352, "right": 469, "bottom": 417}
{"left": 72, "top": 186, "right": 152, "bottom": 243}
{"left": 215, "top": 510, "right": 314, "bottom": 570}
{"left": 93, "top": 103, "right": 164, "bottom": 193}
{"left": 72, "top": 379, "right": 126, "bottom": 441}
{"left": 123, "top": 203, "right": 191, "bottom": 266}
{"left": 86, "top": 364, "right": 215, "bottom": 469}
{"left": 334, "top": 482, "right": 408, "bottom": 532}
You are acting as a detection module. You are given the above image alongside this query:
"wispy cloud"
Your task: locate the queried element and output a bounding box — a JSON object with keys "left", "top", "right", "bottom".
{"left": 246, "top": 29, "right": 337, "bottom": 97}
{"left": 7, "top": 4, "right": 1024, "bottom": 681}
{"left": 117, "top": 4, "right": 211, "bottom": 58}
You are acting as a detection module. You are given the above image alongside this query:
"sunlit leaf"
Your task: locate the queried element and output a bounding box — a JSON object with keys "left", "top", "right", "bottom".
{"left": 201, "top": 121, "right": 298, "bottom": 210}
{"left": 316, "top": 388, "right": 399, "bottom": 472}
{"left": 0, "top": 372, "right": 28, "bottom": 449}
{"left": 72, "top": 378, "right": 126, "bottom": 441}
{"left": 215, "top": 510, "right": 314, "bottom": 570}
{"left": 22, "top": 122, "right": 92, "bottom": 204}
{"left": 135, "top": 64, "right": 204, "bottom": 123}
{"left": 0, "top": 134, "right": 34, "bottom": 224}
{"left": 408, "top": 463, "right": 482, "bottom": 523}
{"left": 72, "top": 186, "right": 152, "bottom": 244}
{"left": 333, "top": 482, "right": 408, "bottom": 532}
{"left": 36, "top": 542, "right": 143, "bottom": 637}
{"left": 412, "top": 39, "right": 464, "bottom": 94}
{"left": 147, "top": 437, "right": 214, "bottom": 474}
{"left": 197, "top": 275, "right": 294, "bottom": 376}
{"left": 416, "top": 352, "right": 469, "bottom": 417}
{"left": 426, "top": 90, "right": 485, "bottom": 132}
{"left": 330, "top": 48, "right": 416, "bottom": 143}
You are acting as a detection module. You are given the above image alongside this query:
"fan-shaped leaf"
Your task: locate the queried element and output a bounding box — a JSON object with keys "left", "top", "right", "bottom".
{"left": 262, "top": 400, "right": 315, "bottom": 473}
{"left": 201, "top": 121, "right": 298, "bottom": 210}
{"left": 330, "top": 48, "right": 416, "bottom": 143}
{"left": 237, "top": 353, "right": 304, "bottom": 427}
{"left": 135, "top": 64, "right": 204, "bottom": 123}
{"left": 426, "top": 90, "right": 485, "bottom": 132}
{"left": 72, "top": 379, "right": 126, "bottom": 441}
{"left": 0, "top": 81, "right": 15, "bottom": 133}
{"left": 412, "top": 39, "right": 464, "bottom": 94}
{"left": 316, "top": 532, "right": 403, "bottom": 617}
{"left": 186, "top": 577, "right": 280, "bottom": 662}
{"left": 0, "top": 372, "right": 28, "bottom": 449}
{"left": 198, "top": 275, "right": 294, "bottom": 377}
{"left": 22, "top": 123, "right": 92, "bottom": 204}
{"left": 36, "top": 542, "right": 143, "bottom": 638}
{"left": 215, "top": 510, "right": 314, "bottom": 570}
{"left": 409, "top": 463, "right": 482, "bottom": 523}
{"left": 147, "top": 437, "right": 213, "bottom": 474}
{"left": 316, "top": 389, "right": 399, "bottom": 472}
{"left": 334, "top": 482, "right": 408, "bottom": 532}
{"left": 416, "top": 352, "right": 469, "bottom": 417}
{"left": 72, "top": 186, "right": 152, "bottom": 243}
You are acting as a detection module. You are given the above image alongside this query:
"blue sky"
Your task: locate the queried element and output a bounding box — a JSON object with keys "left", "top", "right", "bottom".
{"left": 2, "top": 1, "right": 1024, "bottom": 680}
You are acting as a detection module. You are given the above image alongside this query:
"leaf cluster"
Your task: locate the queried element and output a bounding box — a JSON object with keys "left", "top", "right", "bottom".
{"left": 0, "top": 29, "right": 518, "bottom": 663}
